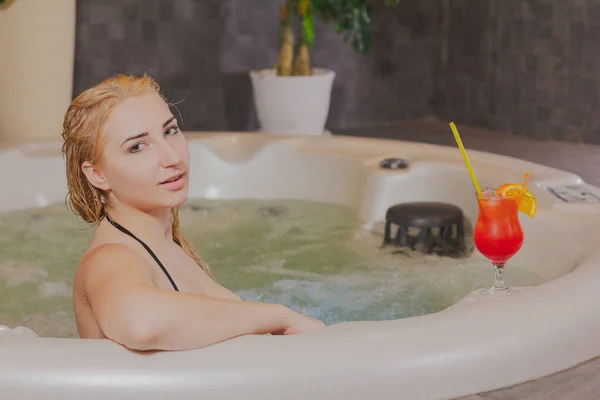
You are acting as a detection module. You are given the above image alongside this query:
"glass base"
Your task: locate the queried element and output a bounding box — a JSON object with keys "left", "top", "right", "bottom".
{"left": 446, "top": 286, "right": 528, "bottom": 311}
{"left": 475, "top": 285, "right": 523, "bottom": 299}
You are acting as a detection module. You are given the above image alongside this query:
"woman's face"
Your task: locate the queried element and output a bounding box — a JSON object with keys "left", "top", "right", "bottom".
{"left": 90, "top": 92, "right": 190, "bottom": 212}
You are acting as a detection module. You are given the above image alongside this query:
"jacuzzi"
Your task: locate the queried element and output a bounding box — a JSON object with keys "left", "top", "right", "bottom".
{"left": 1, "top": 132, "right": 600, "bottom": 400}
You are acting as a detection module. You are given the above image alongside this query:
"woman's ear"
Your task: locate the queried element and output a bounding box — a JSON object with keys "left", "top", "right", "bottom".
{"left": 81, "top": 161, "right": 110, "bottom": 191}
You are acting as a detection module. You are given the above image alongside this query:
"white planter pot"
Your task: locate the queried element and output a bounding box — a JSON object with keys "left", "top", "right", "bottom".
{"left": 0, "top": 0, "right": 76, "bottom": 145}
{"left": 249, "top": 68, "right": 335, "bottom": 136}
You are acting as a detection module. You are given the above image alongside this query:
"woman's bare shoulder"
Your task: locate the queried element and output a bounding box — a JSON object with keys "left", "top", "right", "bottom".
{"left": 75, "top": 241, "right": 153, "bottom": 288}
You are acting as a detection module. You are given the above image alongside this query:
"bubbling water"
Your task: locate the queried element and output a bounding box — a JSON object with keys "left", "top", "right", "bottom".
{"left": 0, "top": 199, "right": 544, "bottom": 337}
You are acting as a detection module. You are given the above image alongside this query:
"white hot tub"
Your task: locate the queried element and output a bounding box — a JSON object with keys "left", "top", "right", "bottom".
{"left": 1, "top": 132, "right": 600, "bottom": 399}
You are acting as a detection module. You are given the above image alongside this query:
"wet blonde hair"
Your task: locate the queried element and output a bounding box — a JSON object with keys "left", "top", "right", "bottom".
{"left": 62, "top": 73, "right": 213, "bottom": 278}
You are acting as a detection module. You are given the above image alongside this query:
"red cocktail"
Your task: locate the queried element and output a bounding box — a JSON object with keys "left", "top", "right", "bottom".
{"left": 449, "top": 121, "right": 536, "bottom": 292}
{"left": 473, "top": 190, "right": 524, "bottom": 291}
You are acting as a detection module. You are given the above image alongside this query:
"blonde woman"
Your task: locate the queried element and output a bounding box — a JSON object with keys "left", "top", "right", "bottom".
{"left": 63, "top": 74, "right": 325, "bottom": 351}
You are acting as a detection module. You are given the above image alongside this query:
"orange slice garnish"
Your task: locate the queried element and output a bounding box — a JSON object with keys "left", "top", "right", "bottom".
{"left": 496, "top": 183, "right": 537, "bottom": 218}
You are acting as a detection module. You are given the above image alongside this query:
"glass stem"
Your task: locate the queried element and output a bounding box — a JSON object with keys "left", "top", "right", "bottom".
{"left": 493, "top": 263, "right": 507, "bottom": 290}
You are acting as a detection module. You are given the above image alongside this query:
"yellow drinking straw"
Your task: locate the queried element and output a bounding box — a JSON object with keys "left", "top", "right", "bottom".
{"left": 449, "top": 122, "right": 482, "bottom": 196}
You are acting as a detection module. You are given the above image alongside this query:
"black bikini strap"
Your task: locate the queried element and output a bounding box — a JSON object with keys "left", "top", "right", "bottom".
{"left": 104, "top": 214, "right": 180, "bottom": 292}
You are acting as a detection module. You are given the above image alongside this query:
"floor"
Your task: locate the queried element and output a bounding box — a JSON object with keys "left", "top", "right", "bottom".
{"left": 459, "top": 357, "right": 600, "bottom": 400}
{"left": 338, "top": 119, "right": 600, "bottom": 400}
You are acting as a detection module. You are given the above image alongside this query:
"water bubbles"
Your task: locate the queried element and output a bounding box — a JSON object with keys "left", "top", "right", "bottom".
{"left": 0, "top": 261, "right": 48, "bottom": 287}
{"left": 38, "top": 282, "right": 70, "bottom": 298}
{"left": 257, "top": 205, "right": 288, "bottom": 218}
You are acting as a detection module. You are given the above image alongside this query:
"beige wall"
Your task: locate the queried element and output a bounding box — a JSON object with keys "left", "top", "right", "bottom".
{"left": 0, "top": 0, "right": 75, "bottom": 145}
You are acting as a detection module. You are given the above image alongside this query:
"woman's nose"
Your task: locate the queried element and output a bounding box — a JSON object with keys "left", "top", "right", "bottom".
{"left": 158, "top": 139, "right": 183, "bottom": 167}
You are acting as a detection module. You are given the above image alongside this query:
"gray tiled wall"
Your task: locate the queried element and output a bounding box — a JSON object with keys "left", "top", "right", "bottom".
{"left": 74, "top": 0, "right": 600, "bottom": 144}
{"left": 74, "top": 0, "right": 440, "bottom": 132}
{"left": 435, "top": 0, "right": 600, "bottom": 145}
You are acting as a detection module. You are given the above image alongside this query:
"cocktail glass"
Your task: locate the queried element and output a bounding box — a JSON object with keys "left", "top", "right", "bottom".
{"left": 473, "top": 189, "right": 524, "bottom": 293}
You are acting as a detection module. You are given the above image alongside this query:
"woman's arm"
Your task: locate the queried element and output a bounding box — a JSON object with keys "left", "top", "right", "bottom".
{"left": 81, "top": 243, "right": 321, "bottom": 351}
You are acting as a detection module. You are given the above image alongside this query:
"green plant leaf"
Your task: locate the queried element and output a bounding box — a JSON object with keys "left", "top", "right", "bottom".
{"left": 311, "top": 0, "right": 397, "bottom": 54}
{"left": 303, "top": 13, "right": 314, "bottom": 48}
{"left": 300, "top": 0, "right": 314, "bottom": 48}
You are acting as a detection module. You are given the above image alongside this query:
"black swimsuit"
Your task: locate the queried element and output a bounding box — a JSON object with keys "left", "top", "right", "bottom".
{"left": 105, "top": 214, "right": 180, "bottom": 292}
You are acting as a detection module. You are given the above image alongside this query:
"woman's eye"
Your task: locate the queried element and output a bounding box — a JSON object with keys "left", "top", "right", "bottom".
{"left": 129, "top": 143, "right": 144, "bottom": 153}
{"left": 127, "top": 125, "right": 178, "bottom": 154}
{"left": 165, "top": 125, "right": 179, "bottom": 136}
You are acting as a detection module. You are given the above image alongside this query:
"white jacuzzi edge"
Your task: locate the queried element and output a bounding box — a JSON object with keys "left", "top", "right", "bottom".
{"left": 1, "top": 132, "right": 599, "bottom": 400}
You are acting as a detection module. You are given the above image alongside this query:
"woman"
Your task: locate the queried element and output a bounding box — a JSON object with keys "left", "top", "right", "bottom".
{"left": 63, "top": 73, "right": 325, "bottom": 351}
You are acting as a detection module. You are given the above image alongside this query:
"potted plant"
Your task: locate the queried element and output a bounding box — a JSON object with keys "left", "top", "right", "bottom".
{"left": 0, "top": 0, "right": 76, "bottom": 145}
{"left": 249, "top": 0, "right": 400, "bottom": 136}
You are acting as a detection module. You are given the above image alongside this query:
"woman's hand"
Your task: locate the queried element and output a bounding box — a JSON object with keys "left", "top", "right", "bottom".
{"left": 273, "top": 307, "right": 326, "bottom": 335}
